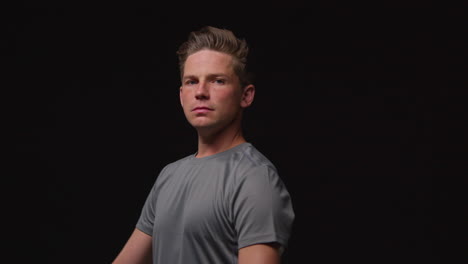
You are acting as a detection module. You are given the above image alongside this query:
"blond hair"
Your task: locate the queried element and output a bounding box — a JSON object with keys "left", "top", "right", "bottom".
{"left": 176, "top": 26, "right": 251, "bottom": 87}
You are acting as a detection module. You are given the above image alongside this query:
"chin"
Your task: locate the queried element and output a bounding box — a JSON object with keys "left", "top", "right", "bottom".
{"left": 192, "top": 123, "right": 217, "bottom": 131}
{"left": 191, "top": 120, "right": 226, "bottom": 133}
{"left": 188, "top": 116, "right": 216, "bottom": 128}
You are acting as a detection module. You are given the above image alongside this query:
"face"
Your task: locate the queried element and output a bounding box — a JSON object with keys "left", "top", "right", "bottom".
{"left": 180, "top": 49, "right": 254, "bottom": 133}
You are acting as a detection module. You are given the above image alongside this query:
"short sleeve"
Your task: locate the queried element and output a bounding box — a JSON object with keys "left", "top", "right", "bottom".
{"left": 135, "top": 165, "right": 170, "bottom": 236}
{"left": 135, "top": 180, "right": 158, "bottom": 236}
{"left": 232, "top": 165, "right": 295, "bottom": 250}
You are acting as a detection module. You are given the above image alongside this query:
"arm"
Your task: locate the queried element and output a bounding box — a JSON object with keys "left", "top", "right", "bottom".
{"left": 238, "top": 243, "right": 281, "bottom": 264}
{"left": 113, "top": 228, "right": 152, "bottom": 264}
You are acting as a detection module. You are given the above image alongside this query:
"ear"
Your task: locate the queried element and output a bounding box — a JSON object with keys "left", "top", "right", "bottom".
{"left": 179, "top": 86, "right": 184, "bottom": 107}
{"left": 240, "top": 84, "right": 255, "bottom": 108}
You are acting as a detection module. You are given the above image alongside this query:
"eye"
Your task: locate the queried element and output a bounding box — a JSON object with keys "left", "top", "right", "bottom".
{"left": 185, "top": 79, "right": 197, "bottom": 85}
{"left": 214, "top": 79, "right": 226, "bottom": 84}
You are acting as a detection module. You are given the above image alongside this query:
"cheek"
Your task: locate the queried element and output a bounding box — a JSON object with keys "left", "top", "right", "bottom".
{"left": 215, "top": 95, "right": 237, "bottom": 112}
{"left": 180, "top": 91, "right": 191, "bottom": 105}
{"left": 216, "top": 88, "right": 241, "bottom": 103}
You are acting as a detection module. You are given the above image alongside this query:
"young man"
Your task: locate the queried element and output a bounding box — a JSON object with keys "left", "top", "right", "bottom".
{"left": 113, "top": 26, "right": 294, "bottom": 264}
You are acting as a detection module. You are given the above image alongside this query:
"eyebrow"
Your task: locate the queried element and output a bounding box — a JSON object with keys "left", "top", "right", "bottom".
{"left": 182, "top": 74, "right": 230, "bottom": 80}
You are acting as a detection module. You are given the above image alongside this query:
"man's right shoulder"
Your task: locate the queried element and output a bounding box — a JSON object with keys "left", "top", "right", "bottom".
{"left": 158, "top": 153, "right": 193, "bottom": 175}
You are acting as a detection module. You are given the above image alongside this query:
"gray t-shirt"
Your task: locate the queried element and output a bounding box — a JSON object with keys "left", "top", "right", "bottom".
{"left": 136, "top": 142, "right": 294, "bottom": 264}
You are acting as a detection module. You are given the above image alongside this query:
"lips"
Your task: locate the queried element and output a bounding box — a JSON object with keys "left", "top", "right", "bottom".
{"left": 192, "top": 106, "right": 214, "bottom": 113}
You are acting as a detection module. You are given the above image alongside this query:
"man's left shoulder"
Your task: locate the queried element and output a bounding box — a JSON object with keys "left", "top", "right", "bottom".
{"left": 240, "top": 144, "right": 278, "bottom": 171}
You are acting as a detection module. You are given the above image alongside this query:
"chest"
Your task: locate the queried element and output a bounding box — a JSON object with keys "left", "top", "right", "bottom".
{"left": 153, "top": 164, "right": 236, "bottom": 238}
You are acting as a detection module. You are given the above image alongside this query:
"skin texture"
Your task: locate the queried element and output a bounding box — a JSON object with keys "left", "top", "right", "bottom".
{"left": 113, "top": 228, "right": 152, "bottom": 264}
{"left": 180, "top": 49, "right": 255, "bottom": 158}
{"left": 114, "top": 49, "right": 280, "bottom": 263}
{"left": 238, "top": 243, "right": 281, "bottom": 264}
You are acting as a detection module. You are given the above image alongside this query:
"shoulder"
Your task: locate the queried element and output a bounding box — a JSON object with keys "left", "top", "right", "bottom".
{"left": 154, "top": 153, "right": 194, "bottom": 182}
{"left": 164, "top": 153, "right": 193, "bottom": 171}
{"left": 230, "top": 143, "right": 282, "bottom": 187}
{"left": 237, "top": 143, "right": 278, "bottom": 173}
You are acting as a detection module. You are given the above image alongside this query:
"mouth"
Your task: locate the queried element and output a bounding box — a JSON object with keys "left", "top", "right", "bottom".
{"left": 192, "top": 106, "right": 214, "bottom": 113}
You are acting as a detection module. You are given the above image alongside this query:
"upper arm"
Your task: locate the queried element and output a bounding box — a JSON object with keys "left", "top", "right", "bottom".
{"left": 113, "top": 228, "right": 152, "bottom": 264}
{"left": 233, "top": 166, "right": 294, "bottom": 249}
{"left": 238, "top": 243, "right": 281, "bottom": 264}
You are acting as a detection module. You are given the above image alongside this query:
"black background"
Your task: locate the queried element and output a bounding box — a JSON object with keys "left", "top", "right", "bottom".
{"left": 10, "top": 2, "right": 464, "bottom": 264}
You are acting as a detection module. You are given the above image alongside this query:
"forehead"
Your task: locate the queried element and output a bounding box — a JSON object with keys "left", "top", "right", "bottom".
{"left": 184, "top": 50, "right": 235, "bottom": 76}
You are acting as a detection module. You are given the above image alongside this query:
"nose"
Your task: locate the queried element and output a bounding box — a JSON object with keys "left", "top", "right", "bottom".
{"left": 195, "top": 81, "right": 209, "bottom": 100}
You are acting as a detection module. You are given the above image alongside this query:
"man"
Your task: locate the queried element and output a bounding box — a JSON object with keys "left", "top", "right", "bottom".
{"left": 113, "top": 26, "right": 294, "bottom": 264}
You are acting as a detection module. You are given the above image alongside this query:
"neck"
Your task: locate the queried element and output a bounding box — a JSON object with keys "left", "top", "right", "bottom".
{"left": 195, "top": 118, "right": 246, "bottom": 158}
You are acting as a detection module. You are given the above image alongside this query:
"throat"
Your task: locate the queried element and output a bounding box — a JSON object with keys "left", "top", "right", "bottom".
{"left": 196, "top": 127, "right": 246, "bottom": 158}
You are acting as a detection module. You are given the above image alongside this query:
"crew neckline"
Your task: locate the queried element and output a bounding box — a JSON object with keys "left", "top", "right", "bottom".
{"left": 189, "top": 142, "right": 251, "bottom": 163}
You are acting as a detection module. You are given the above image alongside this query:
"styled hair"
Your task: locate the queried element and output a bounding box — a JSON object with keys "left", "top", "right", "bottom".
{"left": 176, "top": 26, "right": 251, "bottom": 87}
